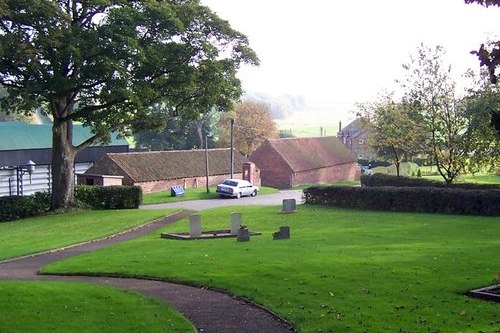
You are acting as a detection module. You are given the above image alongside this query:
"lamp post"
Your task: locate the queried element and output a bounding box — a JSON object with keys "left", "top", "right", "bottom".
{"left": 16, "top": 160, "right": 36, "bottom": 196}
{"left": 230, "top": 118, "right": 234, "bottom": 179}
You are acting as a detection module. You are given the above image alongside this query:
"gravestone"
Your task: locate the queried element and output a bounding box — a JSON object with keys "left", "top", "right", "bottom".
{"left": 273, "top": 226, "right": 290, "bottom": 240}
{"left": 189, "top": 214, "right": 202, "bottom": 237}
{"left": 230, "top": 212, "right": 242, "bottom": 235}
{"left": 282, "top": 199, "right": 297, "bottom": 213}
{"left": 237, "top": 226, "right": 250, "bottom": 242}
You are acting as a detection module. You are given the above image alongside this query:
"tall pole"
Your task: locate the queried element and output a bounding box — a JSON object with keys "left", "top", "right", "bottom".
{"left": 230, "top": 118, "right": 234, "bottom": 179}
{"left": 205, "top": 134, "right": 210, "bottom": 193}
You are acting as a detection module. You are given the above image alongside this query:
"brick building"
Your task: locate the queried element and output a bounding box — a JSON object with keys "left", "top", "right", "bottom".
{"left": 78, "top": 148, "right": 260, "bottom": 193}
{"left": 249, "top": 137, "right": 359, "bottom": 189}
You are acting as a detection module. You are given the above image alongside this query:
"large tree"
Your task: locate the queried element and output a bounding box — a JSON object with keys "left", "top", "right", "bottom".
{"left": 0, "top": 0, "right": 258, "bottom": 209}
{"left": 465, "top": 0, "right": 500, "bottom": 133}
{"left": 216, "top": 100, "right": 278, "bottom": 156}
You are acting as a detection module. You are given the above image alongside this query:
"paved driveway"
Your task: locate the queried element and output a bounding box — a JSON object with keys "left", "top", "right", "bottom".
{"left": 140, "top": 190, "right": 304, "bottom": 211}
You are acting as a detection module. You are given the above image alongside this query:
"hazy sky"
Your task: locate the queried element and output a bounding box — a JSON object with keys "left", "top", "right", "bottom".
{"left": 201, "top": 0, "right": 500, "bottom": 122}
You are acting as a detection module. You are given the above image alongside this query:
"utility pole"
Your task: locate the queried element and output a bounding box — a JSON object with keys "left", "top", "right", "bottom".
{"left": 230, "top": 118, "right": 234, "bottom": 179}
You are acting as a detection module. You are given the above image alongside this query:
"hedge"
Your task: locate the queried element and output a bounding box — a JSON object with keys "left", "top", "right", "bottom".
{"left": 0, "top": 192, "right": 52, "bottom": 222}
{"left": 303, "top": 186, "right": 500, "bottom": 216}
{"left": 361, "top": 173, "right": 500, "bottom": 190}
{"left": 75, "top": 185, "right": 142, "bottom": 209}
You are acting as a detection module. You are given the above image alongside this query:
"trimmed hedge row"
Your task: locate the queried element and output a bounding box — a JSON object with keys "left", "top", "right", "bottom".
{"left": 361, "top": 173, "right": 500, "bottom": 190}
{"left": 75, "top": 185, "right": 142, "bottom": 210}
{"left": 303, "top": 186, "right": 500, "bottom": 216}
{"left": 0, "top": 192, "right": 52, "bottom": 222}
{"left": 1, "top": 185, "right": 143, "bottom": 222}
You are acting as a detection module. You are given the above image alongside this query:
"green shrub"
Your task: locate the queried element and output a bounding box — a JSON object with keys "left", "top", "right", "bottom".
{"left": 303, "top": 186, "right": 500, "bottom": 216}
{"left": 0, "top": 192, "right": 52, "bottom": 222}
{"left": 75, "top": 185, "right": 142, "bottom": 209}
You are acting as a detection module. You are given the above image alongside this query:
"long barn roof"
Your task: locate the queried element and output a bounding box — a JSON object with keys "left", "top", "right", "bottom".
{"left": 85, "top": 149, "right": 249, "bottom": 182}
{"left": 253, "top": 137, "right": 355, "bottom": 172}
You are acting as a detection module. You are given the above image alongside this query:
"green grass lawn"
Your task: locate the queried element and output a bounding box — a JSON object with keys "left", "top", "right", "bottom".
{"left": 142, "top": 186, "right": 279, "bottom": 205}
{"left": 41, "top": 205, "right": 500, "bottom": 333}
{"left": 0, "top": 280, "right": 194, "bottom": 333}
{"left": 0, "top": 209, "right": 177, "bottom": 260}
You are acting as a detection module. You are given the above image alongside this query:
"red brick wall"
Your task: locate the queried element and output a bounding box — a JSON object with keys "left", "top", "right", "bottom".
{"left": 137, "top": 171, "right": 261, "bottom": 194}
{"left": 291, "top": 163, "right": 360, "bottom": 188}
{"left": 249, "top": 143, "right": 293, "bottom": 189}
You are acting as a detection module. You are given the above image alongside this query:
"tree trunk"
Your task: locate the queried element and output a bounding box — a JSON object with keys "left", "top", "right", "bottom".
{"left": 51, "top": 117, "right": 77, "bottom": 210}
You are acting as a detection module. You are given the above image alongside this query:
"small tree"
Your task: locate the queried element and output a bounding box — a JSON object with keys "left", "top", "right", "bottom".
{"left": 400, "top": 44, "right": 496, "bottom": 183}
{"left": 357, "top": 93, "right": 425, "bottom": 176}
{"left": 216, "top": 100, "right": 278, "bottom": 156}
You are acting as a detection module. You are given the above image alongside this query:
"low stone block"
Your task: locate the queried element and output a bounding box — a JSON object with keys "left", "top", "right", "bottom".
{"left": 282, "top": 199, "right": 296, "bottom": 213}
{"left": 273, "top": 226, "right": 290, "bottom": 240}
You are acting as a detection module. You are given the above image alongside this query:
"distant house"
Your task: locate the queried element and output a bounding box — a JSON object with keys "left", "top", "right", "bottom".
{"left": 78, "top": 148, "right": 260, "bottom": 193}
{"left": 249, "top": 137, "right": 359, "bottom": 189}
{"left": 0, "top": 122, "right": 129, "bottom": 197}
{"left": 337, "top": 118, "right": 375, "bottom": 160}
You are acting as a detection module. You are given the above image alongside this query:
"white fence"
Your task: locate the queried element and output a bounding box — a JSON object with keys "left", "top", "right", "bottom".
{"left": 0, "top": 162, "right": 93, "bottom": 197}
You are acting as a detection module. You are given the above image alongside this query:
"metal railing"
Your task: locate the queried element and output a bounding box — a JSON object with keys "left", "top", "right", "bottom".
{"left": 0, "top": 162, "right": 93, "bottom": 197}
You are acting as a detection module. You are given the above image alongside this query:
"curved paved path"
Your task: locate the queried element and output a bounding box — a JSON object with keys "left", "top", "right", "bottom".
{"left": 0, "top": 193, "right": 302, "bottom": 333}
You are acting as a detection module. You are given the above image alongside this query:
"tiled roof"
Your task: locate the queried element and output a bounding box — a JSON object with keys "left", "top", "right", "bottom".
{"left": 263, "top": 137, "right": 355, "bottom": 172}
{"left": 86, "top": 148, "right": 248, "bottom": 182}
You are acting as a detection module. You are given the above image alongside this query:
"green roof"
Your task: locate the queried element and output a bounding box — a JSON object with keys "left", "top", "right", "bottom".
{"left": 0, "top": 122, "right": 128, "bottom": 151}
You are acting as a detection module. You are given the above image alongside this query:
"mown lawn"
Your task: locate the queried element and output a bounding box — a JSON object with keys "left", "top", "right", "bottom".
{"left": 42, "top": 205, "right": 500, "bottom": 333}
{"left": 0, "top": 281, "right": 194, "bottom": 333}
{"left": 142, "top": 186, "right": 279, "bottom": 205}
{"left": 0, "top": 209, "right": 177, "bottom": 260}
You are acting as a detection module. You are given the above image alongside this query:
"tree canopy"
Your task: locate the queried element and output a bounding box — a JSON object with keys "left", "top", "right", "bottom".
{"left": 400, "top": 44, "right": 498, "bottom": 183}
{"left": 216, "top": 100, "right": 278, "bottom": 157}
{"left": 0, "top": 0, "right": 258, "bottom": 208}
{"left": 465, "top": 0, "right": 500, "bottom": 133}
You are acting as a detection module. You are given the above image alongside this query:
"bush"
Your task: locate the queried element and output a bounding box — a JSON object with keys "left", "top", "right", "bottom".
{"left": 360, "top": 173, "right": 500, "bottom": 190}
{"left": 303, "top": 186, "right": 500, "bottom": 216}
{"left": 75, "top": 185, "right": 142, "bottom": 209}
{"left": 0, "top": 192, "right": 52, "bottom": 222}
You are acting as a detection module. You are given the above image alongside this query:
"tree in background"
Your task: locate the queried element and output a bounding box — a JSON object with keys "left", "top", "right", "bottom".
{"left": 216, "top": 100, "right": 278, "bottom": 156}
{"left": 465, "top": 0, "right": 500, "bottom": 134}
{"left": 400, "top": 44, "right": 497, "bottom": 183}
{"left": 134, "top": 110, "right": 216, "bottom": 151}
{"left": 0, "top": 0, "right": 258, "bottom": 209}
{"left": 461, "top": 69, "right": 500, "bottom": 172}
{"left": 357, "top": 93, "right": 425, "bottom": 176}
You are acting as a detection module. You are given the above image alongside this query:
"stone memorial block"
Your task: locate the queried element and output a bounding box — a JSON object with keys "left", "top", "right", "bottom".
{"left": 273, "top": 226, "right": 290, "bottom": 240}
{"left": 230, "top": 212, "right": 242, "bottom": 235}
{"left": 282, "top": 198, "right": 297, "bottom": 213}
{"left": 189, "top": 214, "right": 202, "bottom": 237}
{"left": 237, "top": 227, "right": 250, "bottom": 242}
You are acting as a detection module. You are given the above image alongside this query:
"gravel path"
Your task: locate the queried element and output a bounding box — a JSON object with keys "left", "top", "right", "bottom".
{"left": 0, "top": 206, "right": 298, "bottom": 333}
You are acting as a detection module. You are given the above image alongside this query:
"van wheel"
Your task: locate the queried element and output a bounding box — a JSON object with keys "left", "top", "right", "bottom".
{"left": 251, "top": 190, "right": 257, "bottom": 197}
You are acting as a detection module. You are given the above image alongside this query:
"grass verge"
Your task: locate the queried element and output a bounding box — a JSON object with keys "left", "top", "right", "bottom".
{"left": 41, "top": 205, "right": 500, "bottom": 332}
{"left": 0, "top": 209, "right": 177, "bottom": 260}
{"left": 142, "top": 186, "right": 279, "bottom": 205}
{"left": 0, "top": 280, "right": 194, "bottom": 333}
